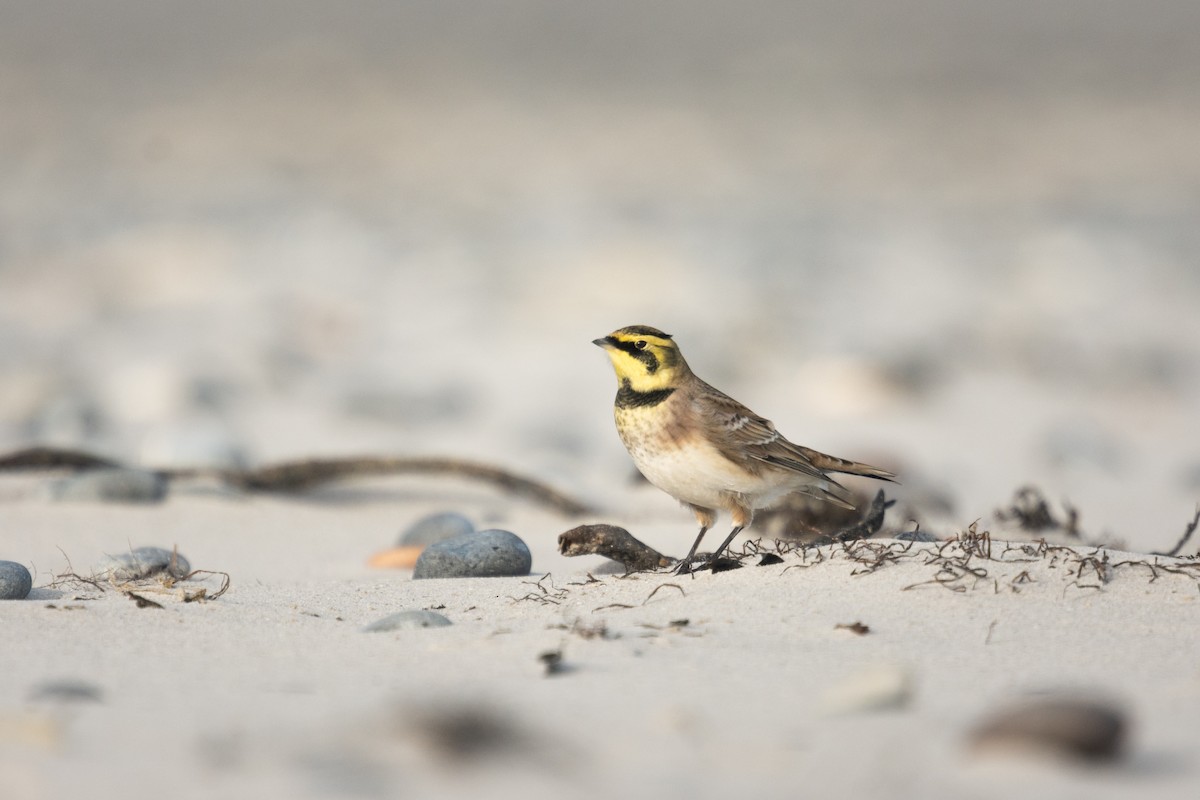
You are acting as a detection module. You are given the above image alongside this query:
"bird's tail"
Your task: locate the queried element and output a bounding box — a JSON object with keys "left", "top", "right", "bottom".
{"left": 797, "top": 446, "right": 897, "bottom": 483}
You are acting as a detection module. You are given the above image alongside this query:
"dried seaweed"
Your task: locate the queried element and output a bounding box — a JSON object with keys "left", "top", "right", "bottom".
{"left": 1152, "top": 506, "right": 1200, "bottom": 557}
{"left": 825, "top": 490, "right": 896, "bottom": 543}
{"left": 753, "top": 488, "right": 896, "bottom": 542}
{"left": 508, "top": 574, "right": 569, "bottom": 605}
{"left": 643, "top": 583, "right": 685, "bottom": 603}
{"left": 995, "top": 486, "right": 1080, "bottom": 538}
{"left": 126, "top": 592, "right": 164, "bottom": 609}
{"left": 47, "top": 551, "right": 231, "bottom": 604}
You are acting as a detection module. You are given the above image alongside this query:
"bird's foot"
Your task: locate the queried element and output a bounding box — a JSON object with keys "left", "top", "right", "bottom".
{"left": 672, "top": 557, "right": 698, "bottom": 575}
{"left": 672, "top": 554, "right": 742, "bottom": 574}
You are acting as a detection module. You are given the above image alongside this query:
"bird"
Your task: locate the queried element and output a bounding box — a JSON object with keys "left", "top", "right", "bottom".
{"left": 593, "top": 325, "right": 896, "bottom": 572}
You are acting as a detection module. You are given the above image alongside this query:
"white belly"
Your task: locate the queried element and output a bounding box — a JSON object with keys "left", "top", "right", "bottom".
{"left": 621, "top": 426, "right": 792, "bottom": 513}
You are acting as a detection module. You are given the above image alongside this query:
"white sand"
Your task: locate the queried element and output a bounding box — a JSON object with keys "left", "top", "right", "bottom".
{"left": 2, "top": 489, "right": 1198, "bottom": 799}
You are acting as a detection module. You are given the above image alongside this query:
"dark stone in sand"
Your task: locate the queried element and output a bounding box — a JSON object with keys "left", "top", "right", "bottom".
{"left": 0, "top": 561, "right": 32, "bottom": 599}
{"left": 969, "top": 696, "right": 1127, "bottom": 762}
{"left": 413, "top": 529, "right": 532, "bottom": 579}
{"left": 398, "top": 512, "right": 474, "bottom": 547}
{"left": 363, "top": 610, "right": 453, "bottom": 631}
{"left": 50, "top": 468, "right": 168, "bottom": 504}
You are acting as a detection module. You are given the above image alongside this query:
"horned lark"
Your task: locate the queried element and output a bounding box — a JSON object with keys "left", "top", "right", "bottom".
{"left": 594, "top": 325, "right": 895, "bottom": 572}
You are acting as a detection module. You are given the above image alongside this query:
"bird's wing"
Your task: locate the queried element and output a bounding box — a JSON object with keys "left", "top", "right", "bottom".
{"left": 692, "top": 380, "right": 895, "bottom": 509}
{"left": 693, "top": 381, "right": 840, "bottom": 482}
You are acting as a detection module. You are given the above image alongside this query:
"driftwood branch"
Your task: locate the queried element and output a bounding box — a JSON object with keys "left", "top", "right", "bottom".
{"left": 0, "top": 446, "right": 123, "bottom": 471}
{"left": 216, "top": 456, "right": 593, "bottom": 515}
{"left": 0, "top": 446, "right": 593, "bottom": 517}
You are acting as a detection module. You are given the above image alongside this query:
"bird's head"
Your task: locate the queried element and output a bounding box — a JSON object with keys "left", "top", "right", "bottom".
{"left": 592, "top": 325, "right": 690, "bottom": 392}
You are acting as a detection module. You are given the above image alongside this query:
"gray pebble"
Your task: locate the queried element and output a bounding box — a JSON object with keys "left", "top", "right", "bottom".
{"left": 399, "top": 511, "right": 475, "bottom": 547}
{"left": 97, "top": 546, "right": 191, "bottom": 581}
{"left": 413, "top": 529, "right": 532, "bottom": 579}
{"left": 0, "top": 561, "right": 33, "bottom": 600}
{"left": 363, "top": 610, "right": 453, "bottom": 631}
{"left": 50, "top": 468, "right": 168, "bottom": 504}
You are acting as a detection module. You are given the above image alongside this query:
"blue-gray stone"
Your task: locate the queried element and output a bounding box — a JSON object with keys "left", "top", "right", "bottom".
{"left": 398, "top": 511, "right": 474, "bottom": 547}
{"left": 0, "top": 561, "right": 33, "bottom": 600}
{"left": 50, "top": 468, "right": 168, "bottom": 504}
{"left": 97, "top": 546, "right": 191, "bottom": 581}
{"left": 363, "top": 609, "right": 453, "bottom": 631}
{"left": 413, "top": 529, "right": 532, "bottom": 579}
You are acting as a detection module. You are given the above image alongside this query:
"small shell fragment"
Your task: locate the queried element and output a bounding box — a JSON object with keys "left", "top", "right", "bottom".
{"left": 367, "top": 546, "right": 425, "bottom": 569}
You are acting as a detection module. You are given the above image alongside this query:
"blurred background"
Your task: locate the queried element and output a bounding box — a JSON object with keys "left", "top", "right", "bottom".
{"left": 2, "top": 0, "right": 1198, "bottom": 547}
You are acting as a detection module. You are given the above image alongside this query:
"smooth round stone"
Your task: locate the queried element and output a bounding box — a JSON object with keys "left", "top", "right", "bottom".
{"left": 363, "top": 610, "right": 452, "bottom": 631}
{"left": 398, "top": 512, "right": 475, "bottom": 547}
{"left": 413, "top": 529, "right": 532, "bottom": 579}
{"left": 0, "top": 561, "right": 33, "bottom": 599}
{"left": 50, "top": 468, "right": 168, "bottom": 504}
{"left": 97, "top": 547, "right": 191, "bottom": 581}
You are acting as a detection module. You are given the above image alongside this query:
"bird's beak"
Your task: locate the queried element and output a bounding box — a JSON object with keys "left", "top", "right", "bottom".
{"left": 592, "top": 337, "right": 614, "bottom": 349}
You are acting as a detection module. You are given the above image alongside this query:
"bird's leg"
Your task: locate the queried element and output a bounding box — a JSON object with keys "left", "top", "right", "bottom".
{"left": 708, "top": 526, "right": 745, "bottom": 565}
{"left": 674, "top": 526, "right": 709, "bottom": 574}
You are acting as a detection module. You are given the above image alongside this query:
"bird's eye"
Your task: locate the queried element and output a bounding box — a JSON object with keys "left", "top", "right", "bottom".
{"left": 634, "top": 340, "right": 648, "bottom": 350}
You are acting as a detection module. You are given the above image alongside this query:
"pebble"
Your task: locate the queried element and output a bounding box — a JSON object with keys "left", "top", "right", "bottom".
{"left": 399, "top": 512, "right": 475, "bottom": 547}
{"left": 0, "top": 561, "right": 33, "bottom": 600}
{"left": 413, "top": 529, "right": 532, "bottom": 579}
{"left": 96, "top": 547, "right": 191, "bottom": 582}
{"left": 363, "top": 610, "right": 452, "bottom": 631}
{"left": 969, "top": 696, "right": 1127, "bottom": 762}
{"left": 49, "top": 468, "right": 168, "bottom": 504}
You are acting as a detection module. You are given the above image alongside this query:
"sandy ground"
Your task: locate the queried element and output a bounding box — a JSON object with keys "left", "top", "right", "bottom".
{"left": 3, "top": 1, "right": 1200, "bottom": 797}
{"left": 1, "top": 490, "right": 1199, "bottom": 800}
